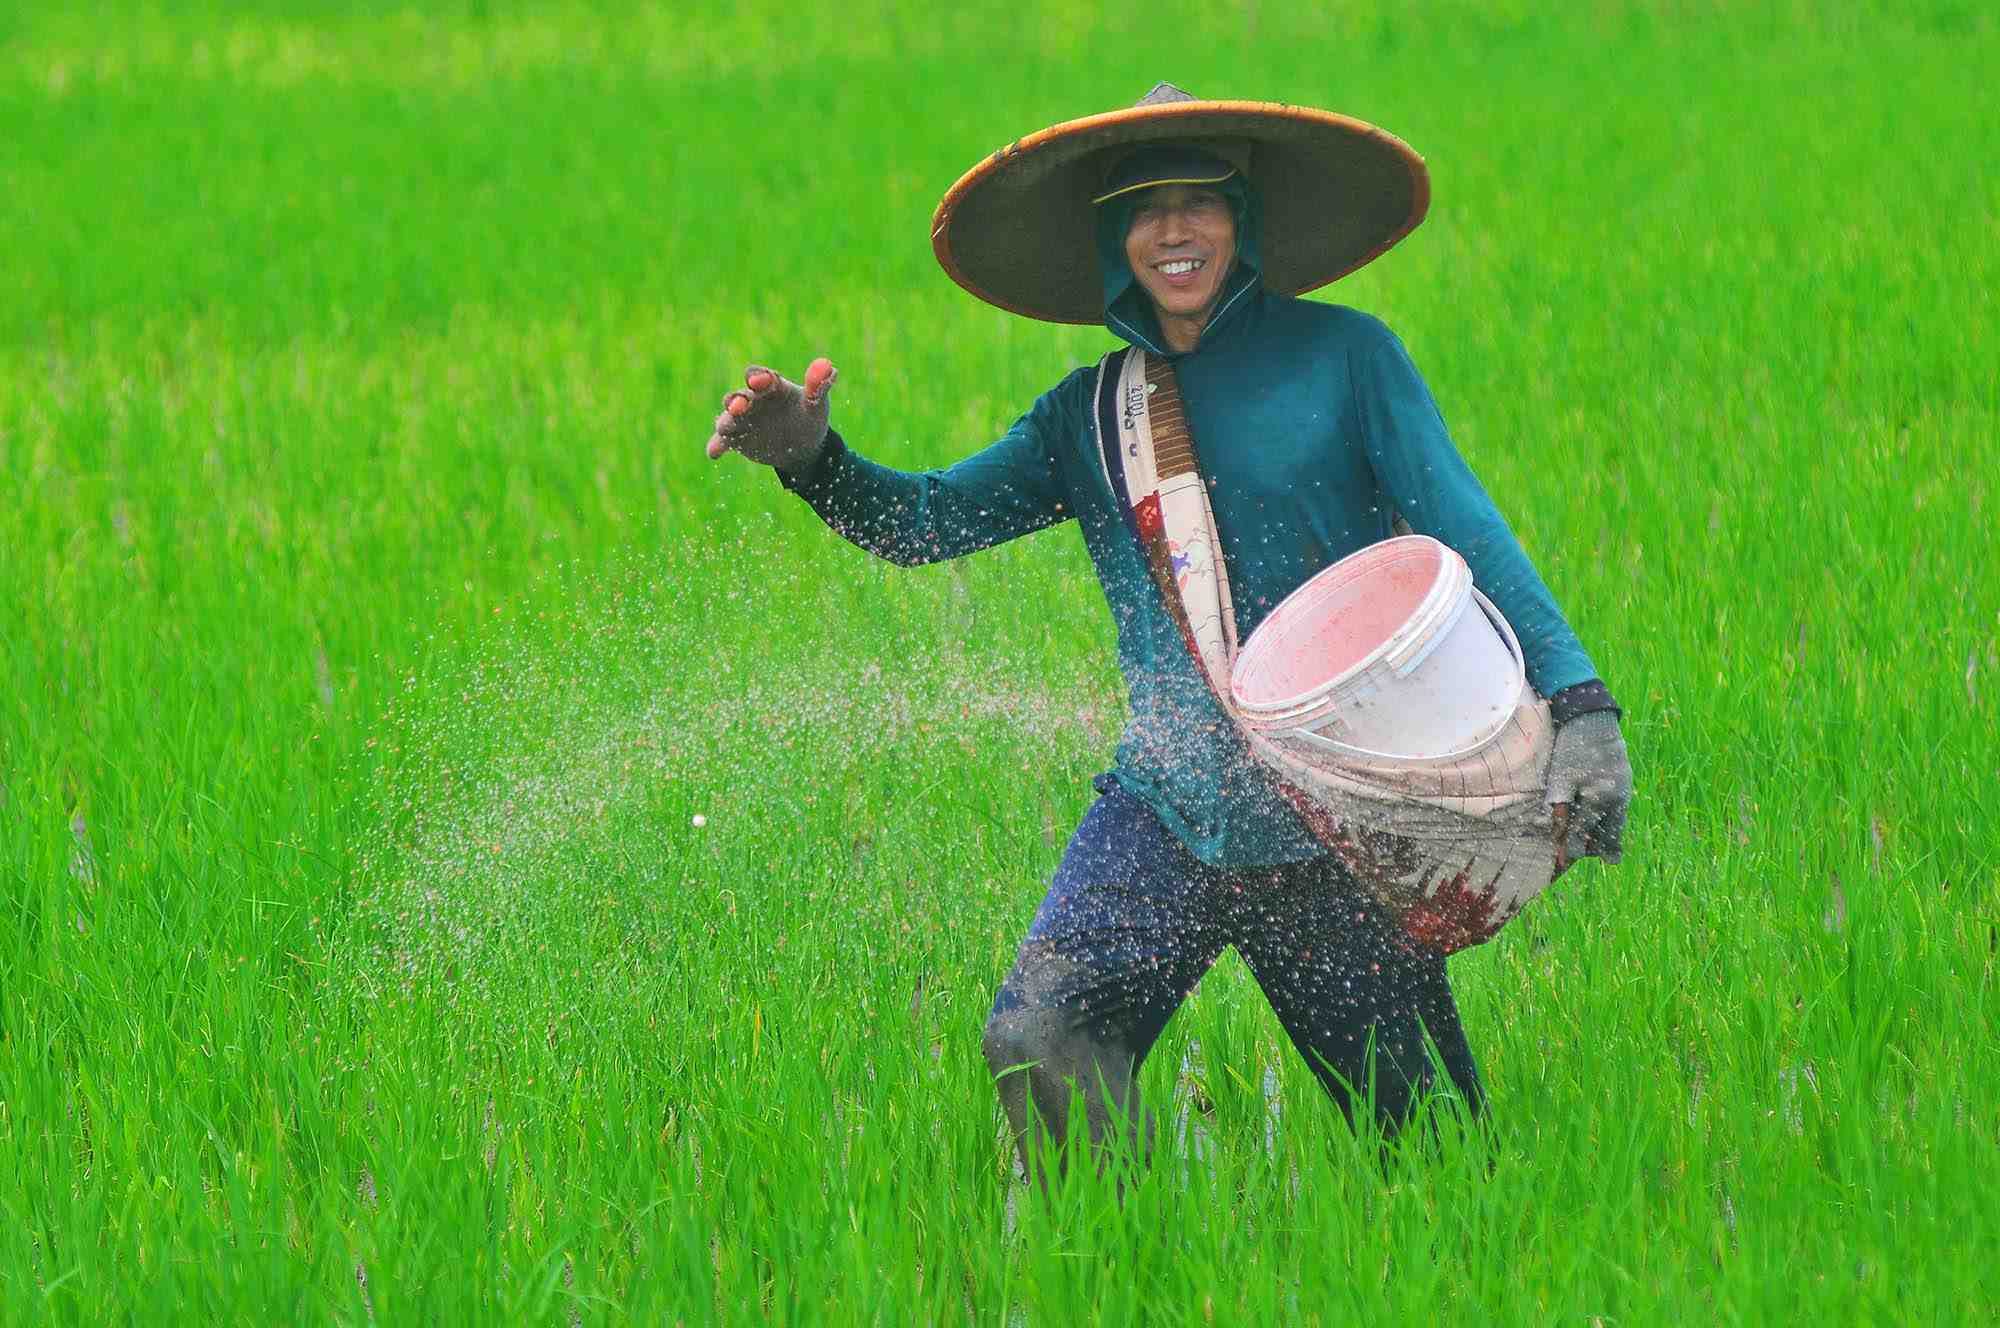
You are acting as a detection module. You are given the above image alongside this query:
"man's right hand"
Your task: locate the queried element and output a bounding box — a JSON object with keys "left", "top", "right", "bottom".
{"left": 705, "top": 358, "right": 838, "bottom": 475}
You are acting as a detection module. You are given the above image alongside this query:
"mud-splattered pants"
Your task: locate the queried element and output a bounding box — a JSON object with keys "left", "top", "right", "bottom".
{"left": 982, "top": 785, "right": 1484, "bottom": 1172}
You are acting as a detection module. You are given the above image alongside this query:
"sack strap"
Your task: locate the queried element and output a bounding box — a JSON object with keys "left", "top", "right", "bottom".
{"left": 1090, "top": 344, "right": 1563, "bottom": 954}
{"left": 1092, "top": 347, "right": 1238, "bottom": 695}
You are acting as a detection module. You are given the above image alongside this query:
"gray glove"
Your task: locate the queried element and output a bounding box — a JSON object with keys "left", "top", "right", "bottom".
{"left": 1545, "top": 709, "right": 1632, "bottom": 864}
{"left": 705, "top": 359, "right": 837, "bottom": 475}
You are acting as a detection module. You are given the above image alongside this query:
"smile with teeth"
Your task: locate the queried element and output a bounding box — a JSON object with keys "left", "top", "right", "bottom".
{"left": 1156, "top": 259, "right": 1206, "bottom": 275}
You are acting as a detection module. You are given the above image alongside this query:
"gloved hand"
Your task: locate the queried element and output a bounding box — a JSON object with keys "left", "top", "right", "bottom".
{"left": 1545, "top": 709, "right": 1632, "bottom": 864}
{"left": 705, "top": 358, "right": 838, "bottom": 475}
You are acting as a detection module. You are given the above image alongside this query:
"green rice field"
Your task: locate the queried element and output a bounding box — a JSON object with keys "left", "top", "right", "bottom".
{"left": 4, "top": 1, "right": 1997, "bottom": 1321}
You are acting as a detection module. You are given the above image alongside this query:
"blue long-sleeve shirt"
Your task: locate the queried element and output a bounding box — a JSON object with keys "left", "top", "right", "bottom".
{"left": 782, "top": 286, "right": 1602, "bottom": 866}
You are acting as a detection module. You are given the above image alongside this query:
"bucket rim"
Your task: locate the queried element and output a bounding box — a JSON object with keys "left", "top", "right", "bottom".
{"left": 1256, "top": 588, "right": 1530, "bottom": 763}
{"left": 1231, "top": 534, "right": 1460, "bottom": 716}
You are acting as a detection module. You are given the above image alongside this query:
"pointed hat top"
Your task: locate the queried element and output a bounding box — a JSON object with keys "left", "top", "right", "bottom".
{"left": 1135, "top": 81, "right": 1197, "bottom": 106}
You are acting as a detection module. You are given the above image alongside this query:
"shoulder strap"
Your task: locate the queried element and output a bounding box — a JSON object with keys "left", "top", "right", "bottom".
{"left": 1093, "top": 347, "right": 1238, "bottom": 695}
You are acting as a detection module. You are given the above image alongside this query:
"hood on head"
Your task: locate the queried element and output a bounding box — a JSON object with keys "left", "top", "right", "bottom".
{"left": 1095, "top": 145, "right": 1264, "bottom": 353}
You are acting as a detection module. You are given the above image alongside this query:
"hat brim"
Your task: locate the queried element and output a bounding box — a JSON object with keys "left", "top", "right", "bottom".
{"left": 931, "top": 100, "right": 1430, "bottom": 325}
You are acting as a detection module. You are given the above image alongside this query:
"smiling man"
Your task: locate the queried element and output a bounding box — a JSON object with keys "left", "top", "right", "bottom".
{"left": 704, "top": 85, "right": 1631, "bottom": 1177}
{"left": 1119, "top": 180, "right": 1238, "bottom": 350}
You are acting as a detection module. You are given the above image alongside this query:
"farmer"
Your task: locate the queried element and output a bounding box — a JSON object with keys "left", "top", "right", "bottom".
{"left": 703, "top": 86, "right": 1631, "bottom": 1169}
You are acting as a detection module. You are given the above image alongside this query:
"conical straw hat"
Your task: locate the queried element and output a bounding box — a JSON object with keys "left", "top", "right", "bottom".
{"left": 932, "top": 83, "right": 1430, "bottom": 325}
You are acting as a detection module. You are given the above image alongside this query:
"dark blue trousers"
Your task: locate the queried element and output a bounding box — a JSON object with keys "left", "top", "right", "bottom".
{"left": 983, "top": 786, "right": 1484, "bottom": 1155}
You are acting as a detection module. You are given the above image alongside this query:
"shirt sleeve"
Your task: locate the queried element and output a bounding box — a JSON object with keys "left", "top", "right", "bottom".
{"left": 1351, "top": 324, "right": 1600, "bottom": 697}
{"left": 776, "top": 375, "right": 1080, "bottom": 567}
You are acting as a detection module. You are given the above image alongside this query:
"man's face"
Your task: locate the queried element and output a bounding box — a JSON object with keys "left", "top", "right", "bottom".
{"left": 1122, "top": 183, "right": 1238, "bottom": 329}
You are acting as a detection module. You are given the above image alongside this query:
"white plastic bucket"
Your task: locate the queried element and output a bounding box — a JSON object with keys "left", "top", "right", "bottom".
{"left": 1229, "top": 536, "right": 1526, "bottom": 761}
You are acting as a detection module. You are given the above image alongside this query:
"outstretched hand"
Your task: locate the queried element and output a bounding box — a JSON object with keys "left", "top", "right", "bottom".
{"left": 705, "top": 358, "right": 838, "bottom": 474}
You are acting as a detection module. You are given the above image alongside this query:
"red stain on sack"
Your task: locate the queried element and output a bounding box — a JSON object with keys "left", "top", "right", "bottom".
{"left": 1400, "top": 865, "right": 1506, "bottom": 955}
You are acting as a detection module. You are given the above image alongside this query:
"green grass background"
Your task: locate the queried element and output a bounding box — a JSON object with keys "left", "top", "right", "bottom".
{"left": 3, "top": 0, "right": 1997, "bottom": 1321}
